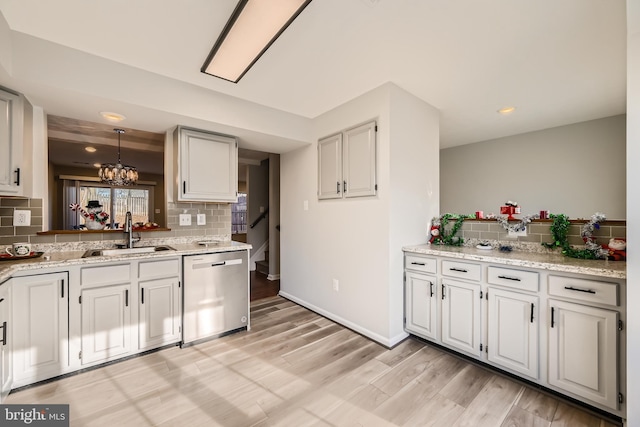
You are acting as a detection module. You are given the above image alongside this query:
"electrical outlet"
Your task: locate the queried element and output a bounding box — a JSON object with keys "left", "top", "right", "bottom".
{"left": 508, "top": 228, "right": 527, "bottom": 237}
{"left": 197, "top": 214, "right": 206, "bottom": 225}
{"left": 179, "top": 213, "right": 191, "bottom": 226}
{"left": 332, "top": 278, "right": 339, "bottom": 292}
{"left": 13, "top": 210, "right": 31, "bottom": 226}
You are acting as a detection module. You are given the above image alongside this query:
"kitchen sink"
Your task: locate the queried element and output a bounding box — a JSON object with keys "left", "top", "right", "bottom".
{"left": 82, "top": 245, "right": 176, "bottom": 258}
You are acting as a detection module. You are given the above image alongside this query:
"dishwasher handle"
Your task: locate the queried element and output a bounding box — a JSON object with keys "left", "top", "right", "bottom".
{"left": 191, "top": 258, "right": 243, "bottom": 270}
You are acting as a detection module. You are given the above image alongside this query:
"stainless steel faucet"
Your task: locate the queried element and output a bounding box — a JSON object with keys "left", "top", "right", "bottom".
{"left": 124, "top": 211, "right": 138, "bottom": 248}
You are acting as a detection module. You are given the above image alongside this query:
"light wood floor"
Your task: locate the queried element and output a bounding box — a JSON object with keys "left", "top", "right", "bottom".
{"left": 7, "top": 296, "right": 620, "bottom": 427}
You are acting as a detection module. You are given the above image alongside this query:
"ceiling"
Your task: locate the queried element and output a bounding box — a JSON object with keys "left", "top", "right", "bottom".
{"left": 0, "top": 0, "right": 627, "bottom": 150}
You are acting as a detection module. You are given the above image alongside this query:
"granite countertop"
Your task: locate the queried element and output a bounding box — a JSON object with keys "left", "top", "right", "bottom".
{"left": 403, "top": 244, "right": 626, "bottom": 280}
{"left": 0, "top": 240, "right": 251, "bottom": 285}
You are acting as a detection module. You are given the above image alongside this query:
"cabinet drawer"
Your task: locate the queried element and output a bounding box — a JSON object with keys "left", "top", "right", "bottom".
{"left": 548, "top": 275, "right": 618, "bottom": 306}
{"left": 405, "top": 255, "right": 437, "bottom": 274}
{"left": 441, "top": 260, "right": 481, "bottom": 282}
{"left": 139, "top": 258, "right": 180, "bottom": 279}
{"left": 81, "top": 263, "right": 130, "bottom": 286}
{"left": 488, "top": 266, "right": 539, "bottom": 292}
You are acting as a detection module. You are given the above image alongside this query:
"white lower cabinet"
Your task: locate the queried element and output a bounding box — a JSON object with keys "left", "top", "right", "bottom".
{"left": 139, "top": 278, "right": 181, "bottom": 350}
{"left": 548, "top": 299, "right": 618, "bottom": 409}
{"left": 441, "top": 278, "right": 482, "bottom": 357}
{"left": 403, "top": 251, "right": 625, "bottom": 418}
{"left": 12, "top": 272, "right": 69, "bottom": 387}
{"left": 404, "top": 271, "right": 437, "bottom": 340}
{"left": 0, "top": 283, "right": 12, "bottom": 401}
{"left": 81, "top": 284, "right": 132, "bottom": 365}
{"left": 487, "top": 287, "right": 538, "bottom": 379}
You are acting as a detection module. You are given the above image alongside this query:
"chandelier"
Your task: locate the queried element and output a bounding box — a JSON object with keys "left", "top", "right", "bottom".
{"left": 98, "top": 128, "right": 138, "bottom": 186}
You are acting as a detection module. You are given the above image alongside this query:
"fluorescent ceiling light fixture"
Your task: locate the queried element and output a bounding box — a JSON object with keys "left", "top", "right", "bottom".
{"left": 202, "top": 0, "right": 312, "bottom": 83}
{"left": 100, "top": 111, "right": 126, "bottom": 122}
{"left": 498, "top": 106, "right": 516, "bottom": 115}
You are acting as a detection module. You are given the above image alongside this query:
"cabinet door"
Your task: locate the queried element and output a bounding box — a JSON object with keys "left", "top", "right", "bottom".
{"left": 441, "top": 278, "right": 481, "bottom": 357}
{"left": 0, "top": 89, "right": 22, "bottom": 195}
{"left": 318, "top": 133, "right": 342, "bottom": 200}
{"left": 11, "top": 272, "right": 68, "bottom": 386}
{"left": 0, "top": 284, "right": 11, "bottom": 401}
{"left": 178, "top": 127, "right": 238, "bottom": 202}
{"left": 405, "top": 271, "right": 437, "bottom": 340}
{"left": 548, "top": 299, "right": 618, "bottom": 409}
{"left": 139, "top": 278, "right": 181, "bottom": 350}
{"left": 343, "top": 121, "right": 376, "bottom": 198}
{"left": 487, "top": 288, "right": 538, "bottom": 379}
{"left": 81, "top": 284, "right": 131, "bottom": 365}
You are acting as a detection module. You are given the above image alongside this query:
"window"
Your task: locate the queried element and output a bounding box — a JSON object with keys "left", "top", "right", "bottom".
{"left": 64, "top": 179, "right": 153, "bottom": 229}
{"left": 232, "top": 193, "right": 247, "bottom": 234}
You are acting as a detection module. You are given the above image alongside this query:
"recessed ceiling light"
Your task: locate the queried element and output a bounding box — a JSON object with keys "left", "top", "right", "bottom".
{"left": 93, "top": 163, "right": 101, "bottom": 168}
{"left": 498, "top": 106, "right": 516, "bottom": 115}
{"left": 85, "top": 146, "right": 97, "bottom": 153}
{"left": 100, "top": 111, "right": 126, "bottom": 122}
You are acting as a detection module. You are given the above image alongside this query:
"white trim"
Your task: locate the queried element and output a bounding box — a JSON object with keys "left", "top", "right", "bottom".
{"left": 249, "top": 240, "right": 268, "bottom": 271}
{"left": 278, "top": 291, "right": 408, "bottom": 348}
{"left": 267, "top": 273, "right": 280, "bottom": 281}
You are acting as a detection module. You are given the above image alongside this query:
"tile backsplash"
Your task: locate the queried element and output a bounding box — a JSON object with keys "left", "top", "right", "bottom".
{"left": 451, "top": 219, "right": 627, "bottom": 252}
{"left": 1, "top": 197, "right": 232, "bottom": 248}
{"left": 0, "top": 197, "right": 43, "bottom": 245}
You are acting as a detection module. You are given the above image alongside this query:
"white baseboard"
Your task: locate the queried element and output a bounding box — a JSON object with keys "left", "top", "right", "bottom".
{"left": 278, "top": 291, "right": 408, "bottom": 348}
{"left": 267, "top": 273, "right": 280, "bottom": 281}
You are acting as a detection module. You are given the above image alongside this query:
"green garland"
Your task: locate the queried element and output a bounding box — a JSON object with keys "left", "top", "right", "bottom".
{"left": 542, "top": 213, "right": 605, "bottom": 259}
{"left": 434, "top": 213, "right": 475, "bottom": 246}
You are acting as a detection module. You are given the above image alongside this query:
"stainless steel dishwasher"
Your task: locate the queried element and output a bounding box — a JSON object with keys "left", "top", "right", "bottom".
{"left": 182, "top": 250, "right": 249, "bottom": 346}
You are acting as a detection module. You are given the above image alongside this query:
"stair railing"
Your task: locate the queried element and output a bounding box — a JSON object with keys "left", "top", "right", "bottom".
{"left": 249, "top": 208, "right": 269, "bottom": 229}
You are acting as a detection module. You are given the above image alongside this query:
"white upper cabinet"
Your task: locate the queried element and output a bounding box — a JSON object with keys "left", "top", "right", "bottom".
{"left": 318, "top": 133, "right": 343, "bottom": 199}
{"left": 0, "top": 88, "right": 24, "bottom": 195}
{"left": 174, "top": 126, "right": 238, "bottom": 202}
{"left": 318, "top": 121, "right": 376, "bottom": 200}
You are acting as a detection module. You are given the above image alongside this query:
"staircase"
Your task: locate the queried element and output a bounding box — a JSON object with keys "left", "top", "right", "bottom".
{"left": 255, "top": 250, "right": 269, "bottom": 276}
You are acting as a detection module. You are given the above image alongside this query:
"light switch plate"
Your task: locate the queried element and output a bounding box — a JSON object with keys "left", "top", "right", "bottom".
{"left": 197, "top": 214, "right": 206, "bottom": 225}
{"left": 13, "top": 209, "right": 31, "bottom": 226}
{"left": 179, "top": 213, "right": 191, "bottom": 226}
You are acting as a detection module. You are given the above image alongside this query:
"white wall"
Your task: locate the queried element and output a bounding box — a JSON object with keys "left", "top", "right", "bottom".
{"left": 441, "top": 115, "right": 626, "bottom": 219}
{"left": 387, "top": 87, "right": 440, "bottom": 339}
{"left": 0, "top": 10, "right": 11, "bottom": 78}
{"left": 626, "top": 1, "right": 639, "bottom": 425}
{"left": 280, "top": 83, "right": 439, "bottom": 346}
